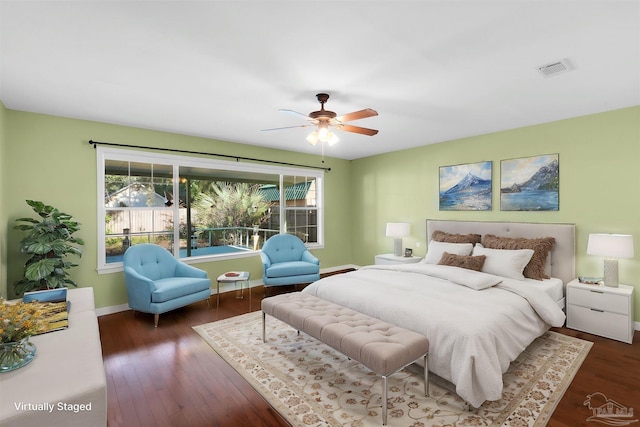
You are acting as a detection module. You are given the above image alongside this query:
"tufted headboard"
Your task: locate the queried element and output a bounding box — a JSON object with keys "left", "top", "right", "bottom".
{"left": 426, "top": 220, "right": 576, "bottom": 285}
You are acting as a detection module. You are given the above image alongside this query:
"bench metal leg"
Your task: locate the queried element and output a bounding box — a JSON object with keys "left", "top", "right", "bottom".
{"left": 382, "top": 375, "right": 388, "bottom": 425}
{"left": 216, "top": 281, "right": 220, "bottom": 311}
{"left": 262, "top": 312, "right": 266, "bottom": 342}
{"left": 424, "top": 353, "right": 430, "bottom": 397}
{"left": 381, "top": 353, "right": 428, "bottom": 425}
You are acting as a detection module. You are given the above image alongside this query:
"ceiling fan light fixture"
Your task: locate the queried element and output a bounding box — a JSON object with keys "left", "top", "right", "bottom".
{"left": 317, "top": 125, "right": 330, "bottom": 142}
{"left": 266, "top": 93, "right": 378, "bottom": 148}
{"left": 307, "top": 126, "right": 338, "bottom": 146}
{"left": 306, "top": 131, "right": 319, "bottom": 145}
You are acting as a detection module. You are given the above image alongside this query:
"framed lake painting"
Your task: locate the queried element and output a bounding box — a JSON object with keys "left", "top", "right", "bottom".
{"left": 439, "top": 161, "right": 492, "bottom": 210}
{"left": 500, "top": 154, "right": 559, "bottom": 211}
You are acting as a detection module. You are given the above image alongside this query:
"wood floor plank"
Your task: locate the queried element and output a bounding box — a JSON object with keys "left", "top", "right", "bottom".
{"left": 99, "top": 280, "right": 640, "bottom": 427}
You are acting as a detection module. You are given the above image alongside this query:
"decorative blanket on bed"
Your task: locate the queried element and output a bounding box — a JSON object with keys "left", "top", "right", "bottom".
{"left": 302, "top": 263, "right": 566, "bottom": 408}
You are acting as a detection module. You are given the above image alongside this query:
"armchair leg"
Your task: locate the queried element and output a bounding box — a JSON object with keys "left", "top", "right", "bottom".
{"left": 154, "top": 313, "right": 159, "bottom": 328}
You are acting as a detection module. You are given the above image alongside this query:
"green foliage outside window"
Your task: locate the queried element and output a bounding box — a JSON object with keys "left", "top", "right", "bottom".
{"left": 193, "top": 182, "right": 271, "bottom": 244}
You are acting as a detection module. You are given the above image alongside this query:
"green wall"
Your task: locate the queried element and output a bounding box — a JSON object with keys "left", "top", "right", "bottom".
{"left": 2, "top": 110, "right": 353, "bottom": 307}
{"left": 0, "top": 101, "right": 6, "bottom": 299}
{"left": 2, "top": 105, "right": 640, "bottom": 323}
{"left": 350, "top": 106, "right": 640, "bottom": 321}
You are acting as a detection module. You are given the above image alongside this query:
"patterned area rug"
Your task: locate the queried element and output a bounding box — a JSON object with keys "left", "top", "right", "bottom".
{"left": 193, "top": 312, "right": 592, "bottom": 427}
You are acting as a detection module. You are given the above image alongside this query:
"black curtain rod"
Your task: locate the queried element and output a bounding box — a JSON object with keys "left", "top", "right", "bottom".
{"left": 88, "top": 140, "right": 331, "bottom": 172}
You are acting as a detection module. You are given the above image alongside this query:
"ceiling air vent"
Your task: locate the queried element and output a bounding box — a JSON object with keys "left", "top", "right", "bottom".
{"left": 537, "top": 59, "right": 573, "bottom": 77}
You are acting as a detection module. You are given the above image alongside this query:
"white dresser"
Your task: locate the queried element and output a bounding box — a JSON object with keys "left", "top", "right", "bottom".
{"left": 566, "top": 279, "right": 635, "bottom": 344}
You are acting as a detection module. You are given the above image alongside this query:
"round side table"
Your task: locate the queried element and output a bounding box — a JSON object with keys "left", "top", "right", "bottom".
{"left": 216, "top": 271, "right": 251, "bottom": 311}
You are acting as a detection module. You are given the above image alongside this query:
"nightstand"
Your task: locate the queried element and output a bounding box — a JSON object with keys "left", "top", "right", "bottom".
{"left": 374, "top": 253, "right": 423, "bottom": 265}
{"left": 566, "top": 279, "right": 634, "bottom": 344}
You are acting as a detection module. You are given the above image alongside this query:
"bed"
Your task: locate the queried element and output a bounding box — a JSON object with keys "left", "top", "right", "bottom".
{"left": 302, "top": 220, "right": 575, "bottom": 408}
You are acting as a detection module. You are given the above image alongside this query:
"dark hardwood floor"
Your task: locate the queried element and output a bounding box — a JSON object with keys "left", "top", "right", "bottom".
{"left": 99, "top": 282, "right": 640, "bottom": 427}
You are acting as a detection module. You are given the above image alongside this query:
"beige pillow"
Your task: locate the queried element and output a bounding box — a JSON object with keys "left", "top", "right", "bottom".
{"left": 432, "top": 230, "right": 482, "bottom": 245}
{"left": 438, "top": 252, "right": 486, "bottom": 272}
{"left": 423, "top": 240, "right": 474, "bottom": 264}
{"left": 472, "top": 244, "right": 535, "bottom": 280}
{"left": 481, "top": 235, "right": 555, "bottom": 280}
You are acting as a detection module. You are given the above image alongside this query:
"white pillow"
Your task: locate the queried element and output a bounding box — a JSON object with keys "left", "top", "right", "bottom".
{"left": 472, "top": 244, "right": 534, "bottom": 280}
{"left": 423, "top": 240, "right": 473, "bottom": 264}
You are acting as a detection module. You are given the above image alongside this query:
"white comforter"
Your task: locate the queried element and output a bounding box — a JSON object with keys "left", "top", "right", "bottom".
{"left": 302, "top": 263, "right": 566, "bottom": 408}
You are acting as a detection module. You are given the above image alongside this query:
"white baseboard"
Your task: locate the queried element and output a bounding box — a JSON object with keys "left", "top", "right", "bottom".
{"left": 95, "top": 264, "right": 358, "bottom": 317}
{"left": 96, "top": 303, "right": 131, "bottom": 317}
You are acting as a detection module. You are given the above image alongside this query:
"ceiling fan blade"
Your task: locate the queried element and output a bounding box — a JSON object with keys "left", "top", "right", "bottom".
{"left": 338, "top": 124, "right": 379, "bottom": 136}
{"left": 261, "top": 124, "right": 315, "bottom": 131}
{"left": 335, "top": 108, "right": 378, "bottom": 123}
{"left": 278, "top": 109, "right": 313, "bottom": 121}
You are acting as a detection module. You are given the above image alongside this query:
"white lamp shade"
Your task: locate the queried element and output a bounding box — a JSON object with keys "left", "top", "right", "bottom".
{"left": 327, "top": 132, "right": 339, "bottom": 146}
{"left": 386, "top": 222, "right": 410, "bottom": 237}
{"left": 306, "top": 131, "right": 319, "bottom": 145}
{"left": 587, "top": 234, "right": 634, "bottom": 259}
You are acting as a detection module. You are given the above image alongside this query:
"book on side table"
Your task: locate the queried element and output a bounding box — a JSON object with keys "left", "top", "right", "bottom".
{"left": 23, "top": 288, "right": 69, "bottom": 334}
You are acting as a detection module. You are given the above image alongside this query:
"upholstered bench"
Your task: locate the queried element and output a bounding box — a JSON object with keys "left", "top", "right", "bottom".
{"left": 262, "top": 292, "right": 429, "bottom": 425}
{"left": 0, "top": 288, "right": 106, "bottom": 427}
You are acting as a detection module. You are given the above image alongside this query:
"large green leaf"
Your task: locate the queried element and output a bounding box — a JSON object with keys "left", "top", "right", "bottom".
{"left": 63, "top": 246, "right": 83, "bottom": 257}
{"left": 24, "top": 239, "right": 54, "bottom": 255}
{"left": 26, "top": 200, "right": 56, "bottom": 218}
{"left": 14, "top": 278, "right": 41, "bottom": 294}
{"left": 48, "top": 240, "right": 71, "bottom": 256}
{"left": 43, "top": 275, "right": 67, "bottom": 289}
{"left": 14, "top": 217, "right": 40, "bottom": 224}
{"left": 26, "top": 200, "right": 45, "bottom": 211}
{"left": 25, "top": 258, "right": 58, "bottom": 281}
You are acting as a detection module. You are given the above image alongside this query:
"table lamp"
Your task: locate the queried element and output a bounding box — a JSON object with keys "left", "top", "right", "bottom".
{"left": 386, "top": 223, "right": 410, "bottom": 257}
{"left": 587, "top": 233, "right": 634, "bottom": 287}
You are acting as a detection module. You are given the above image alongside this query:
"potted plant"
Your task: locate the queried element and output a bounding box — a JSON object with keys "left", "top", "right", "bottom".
{"left": 13, "top": 200, "right": 85, "bottom": 295}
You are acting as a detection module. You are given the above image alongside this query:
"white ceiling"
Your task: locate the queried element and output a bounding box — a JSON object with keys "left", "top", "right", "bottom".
{"left": 1, "top": 1, "right": 639, "bottom": 160}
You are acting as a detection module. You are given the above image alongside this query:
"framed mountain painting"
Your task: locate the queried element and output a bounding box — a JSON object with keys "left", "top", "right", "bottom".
{"left": 500, "top": 154, "right": 559, "bottom": 211}
{"left": 439, "top": 161, "right": 492, "bottom": 210}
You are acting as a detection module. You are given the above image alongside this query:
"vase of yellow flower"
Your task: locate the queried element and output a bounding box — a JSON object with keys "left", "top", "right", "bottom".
{"left": 0, "top": 338, "right": 37, "bottom": 372}
{"left": 0, "top": 300, "right": 44, "bottom": 373}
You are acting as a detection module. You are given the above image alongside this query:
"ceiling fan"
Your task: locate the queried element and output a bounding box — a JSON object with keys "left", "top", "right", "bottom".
{"left": 263, "top": 93, "right": 378, "bottom": 146}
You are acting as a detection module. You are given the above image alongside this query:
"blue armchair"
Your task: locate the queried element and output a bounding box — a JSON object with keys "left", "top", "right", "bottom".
{"left": 123, "top": 244, "right": 211, "bottom": 327}
{"left": 260, "top": 234, "right": 320, "bottom": 291}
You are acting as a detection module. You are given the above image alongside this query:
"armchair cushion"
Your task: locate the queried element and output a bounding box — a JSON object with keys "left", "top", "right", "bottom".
{"left": 151, "top": 277, "right": 212, "bottom": 303}
{"left": 265, "top": 261, "right": 320, "bottom": 278}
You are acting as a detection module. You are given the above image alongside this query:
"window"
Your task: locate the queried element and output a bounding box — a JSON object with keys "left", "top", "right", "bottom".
{"left": 282, "top": 175, "right": 318, "bottom": 243}
{"left": 97, "top": 147, "right": 324, "bottom": 273}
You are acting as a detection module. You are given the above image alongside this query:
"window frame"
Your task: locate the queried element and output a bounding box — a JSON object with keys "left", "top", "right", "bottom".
{"left": 96, "top": 147, "right": 324, "bottom": 274}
